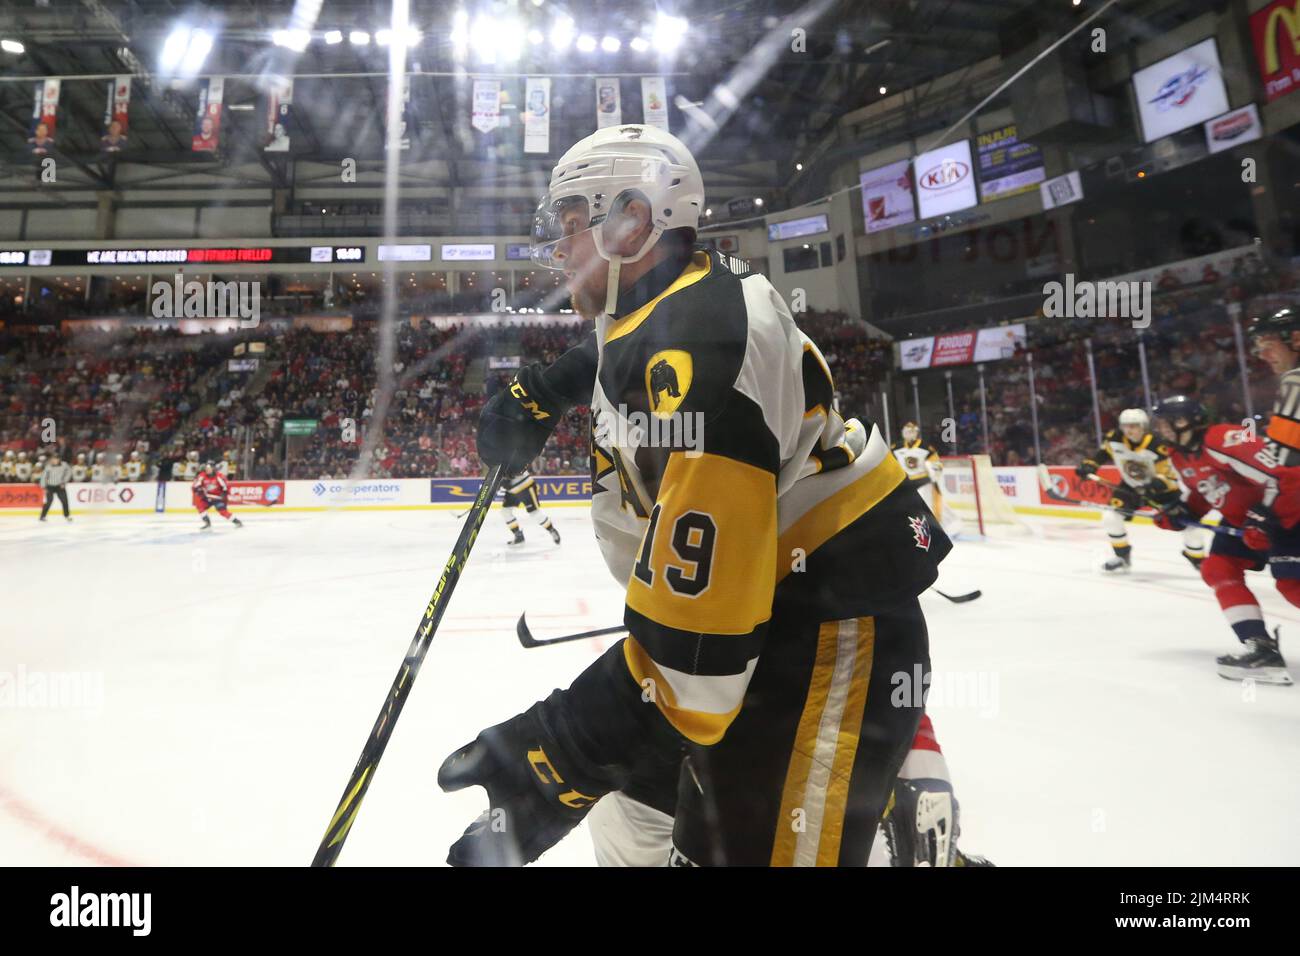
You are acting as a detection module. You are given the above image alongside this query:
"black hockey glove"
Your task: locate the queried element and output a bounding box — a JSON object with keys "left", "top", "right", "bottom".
{"left": 438, "top": 697, "right": 606, "bottom": 866}
{"left": 1143, "top": 480, "right": 1182, "bottom": 511}
{"left": 476, "top": 365, "right": 569, "bottom": 472}
{"left": 1107, "top": 484, "right": 1142, "bottom": 515}
{"left": 1075, "top": 460, "right": 1099, "bottom": 480}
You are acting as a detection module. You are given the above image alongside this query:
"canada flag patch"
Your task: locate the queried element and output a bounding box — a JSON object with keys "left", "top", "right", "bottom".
{"left": 908, "top": 514, "right": 932, "bottom": 551}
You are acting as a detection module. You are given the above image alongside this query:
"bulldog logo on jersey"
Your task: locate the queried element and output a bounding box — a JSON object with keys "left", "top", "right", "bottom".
{"left": 645, "top": 349, "right": 692, "bottom": 419}
{"left": 908, "top": 514, "right": 932, "bottom": 551}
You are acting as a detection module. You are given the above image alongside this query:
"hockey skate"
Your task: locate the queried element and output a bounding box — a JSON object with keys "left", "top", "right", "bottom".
{"left": 507, "top": 527, "right": 525, "bottom": 546}
{"left": 233, "top": 517, "right": 243, "bottom": 528}
{"left": 953, "top": 848, "right": 995, "bottom": 867}
{"left": 1102, "top": 553, "right": 1131, "bottom": 573}
{"left": 200, "top": 514, "right": 212, "bottom": 531}
{"left": 1216, "top": 629, "right": 1293, "bottom": 685}
{"left": 1182, "top": 550, "right": 1204, "bottom": 571}
{"left": 548, "top": 525, "right": 561, "bottom": 545}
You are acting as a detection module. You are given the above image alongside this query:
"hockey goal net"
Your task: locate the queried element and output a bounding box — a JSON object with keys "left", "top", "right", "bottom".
{"left": 939, "top": 455, "right": 1031, "bottom": 536}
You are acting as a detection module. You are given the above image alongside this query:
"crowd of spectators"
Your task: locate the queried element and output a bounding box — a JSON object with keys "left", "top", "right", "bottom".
{"left": 3, "top": 267, "right": 1294, "bottom": 481}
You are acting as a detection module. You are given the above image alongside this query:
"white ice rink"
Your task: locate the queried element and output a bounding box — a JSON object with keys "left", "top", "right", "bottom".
{"left": 2, "top": 503, "right": 1298, "bottom": 866}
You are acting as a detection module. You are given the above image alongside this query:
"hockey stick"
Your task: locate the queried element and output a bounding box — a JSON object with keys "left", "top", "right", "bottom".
{"left": 516, "top": 613, "right": 627, "bottom": 648}
{"left": 310, "top": 464, "right": 505, "bottom": 867}
{"left": 1036, "top": 465, "right": 1241, "bottom": 537}
{"left": 932, "top": 588, "right": 982, "bottom": 603}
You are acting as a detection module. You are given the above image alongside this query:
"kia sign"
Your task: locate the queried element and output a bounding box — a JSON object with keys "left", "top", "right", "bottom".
{"left": 913, "top": 140, "right": 978, "bottom": 219}
{"left": 1132, "top": 38, "right": 1230, "bottom": 143}
{"left": 1251, "top": 0, "right": 1300, "bottom": 102}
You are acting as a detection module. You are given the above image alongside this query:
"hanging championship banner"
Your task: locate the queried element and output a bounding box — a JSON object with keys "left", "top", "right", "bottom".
{"left": 472, "top": 79, "right": 501, "bottom": 133}
{"left": 29, "top": 80, "right": 60, "bottom": 155}
{"left": 192, "top": 77, "right": 224, "bottom": 153}
{"left": 385, "top": 73, "right": 411, "bottom": 151}
{"left": 101, "top": 77, "right": 130, "bottom": 153}
{"left": 641, "top": 76, "right": 668, "bottom": 131}
{"left": 264, "top": 80, "right": 292, "bottom": 152}
{"left": 596, "top": 77, "right": 622, "bottom": 128}
{"left": 523, "top": 77, "right": 551, "bottom": 154}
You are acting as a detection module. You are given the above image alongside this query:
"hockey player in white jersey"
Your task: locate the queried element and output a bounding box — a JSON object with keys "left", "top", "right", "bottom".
{"left": 440, "top": 124, "right": 948, "bottom": 867}
{"left": 1076, "top": 408, "right": 1205, "bottom": 572}
{"left": 71, "top": 452, "right": 88, "bottom": 482}
{"left": 126, "top": 451, "right": 145, "bottom": 481}
{"left": 890, "top": 422, "right": 959, "bottom": 535}
{"left": 0, "top": 450, "right": 14, "bottom": 482}
{"left": 15, "top": 452, "right": 33, "bottom": 482}
{"left": 91, "top": 452, "right": 111, "bottom": 483}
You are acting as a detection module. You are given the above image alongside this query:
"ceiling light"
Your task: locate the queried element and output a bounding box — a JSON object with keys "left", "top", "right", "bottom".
{"left": 324, "top": 30, "right": 343, "bottom": 45}
{"left": 629, "top": 36, "right": 649, "bottom": 53}
{"left": 652, "top": 12, "right": 688, "bottom": 53}
{"left": 601, "top": 36, "right": 620, "bottom": 52}
{"left": 550, "top": 16, "right": 575, "bottom": 51}
{"left": 273, "top": 29, "right": 310, "bottom": 51}
{"left": 576, "top": 34, "right": 597, "bottom": 52}
{"left": 181, "top": 28, "right": 213, "bottom": 75}
{"left": 349, "top": 30, "right": 370, "bottom": 45}
{"left": 0, "top": 39, "right": 24, "bottom": 55}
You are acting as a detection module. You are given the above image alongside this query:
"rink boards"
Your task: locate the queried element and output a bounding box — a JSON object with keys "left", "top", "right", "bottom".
{"left": 0, "top": 467, "right": 1150, "bottom": 521}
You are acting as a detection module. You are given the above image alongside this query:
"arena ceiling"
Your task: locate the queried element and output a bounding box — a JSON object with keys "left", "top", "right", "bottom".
{"left": 0, "top": 0, "right": 1227, "bottom": 232}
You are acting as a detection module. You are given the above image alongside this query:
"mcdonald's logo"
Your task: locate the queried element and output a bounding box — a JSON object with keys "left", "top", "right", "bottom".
{"left": 1251, "top": 0, "right": 1300, "bottom": 101}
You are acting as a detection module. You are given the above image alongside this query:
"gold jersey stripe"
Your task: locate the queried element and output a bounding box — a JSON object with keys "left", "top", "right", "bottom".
{"left": 818, "top": 617, "right": 875, "bottom": 866}
{"left": 769, "top": 617, "right": 875, "bottom": 866}
{"left": 621, "top": 637, "right": 742, "bottom": 745}
{"left": 603, "top": 252, "right": 713, "bottom": 346}
{"left": 777, "top": 455, "right": 906, "bottom": 583}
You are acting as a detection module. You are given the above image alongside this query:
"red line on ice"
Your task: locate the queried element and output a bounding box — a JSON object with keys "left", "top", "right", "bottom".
{"left": 0, "top": 784, "right": 137, "bottom": 866}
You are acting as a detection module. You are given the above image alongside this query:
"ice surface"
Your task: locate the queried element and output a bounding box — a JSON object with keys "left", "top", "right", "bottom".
{"left": 2, "top": 506, "right": 1297, "bottom": 866}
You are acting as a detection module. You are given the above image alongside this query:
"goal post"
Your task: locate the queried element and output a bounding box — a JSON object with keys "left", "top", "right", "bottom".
{"left": 939, "top": 454, "right": 1031, "bottom": 536}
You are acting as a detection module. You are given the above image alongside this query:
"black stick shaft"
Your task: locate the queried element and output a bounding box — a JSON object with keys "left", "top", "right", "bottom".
{"left": 311, "top": 464, "right": 504, "bottom": 867}
{"left": 516, "top": 613, "right": 627, "bottom": 648}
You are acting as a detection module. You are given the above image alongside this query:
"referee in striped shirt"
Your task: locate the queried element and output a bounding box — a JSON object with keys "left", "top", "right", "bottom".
{"left": 39, "top": 451, "right": 72, "bottom": 522}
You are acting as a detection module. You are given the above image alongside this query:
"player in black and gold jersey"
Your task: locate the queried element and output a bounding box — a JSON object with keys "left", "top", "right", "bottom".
{"left": 1077, "top": 408, "right": 1205, "bottom": 572}
{"left": 500, "top": 465, "right": 561, "bottom": 546}
{"left": 438, "top": 125, "right": 949, "bottom": 867}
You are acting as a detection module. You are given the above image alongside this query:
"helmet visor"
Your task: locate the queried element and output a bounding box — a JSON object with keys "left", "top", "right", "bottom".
{"left": 530, "top": 194, "right": 596, "bottom": 270}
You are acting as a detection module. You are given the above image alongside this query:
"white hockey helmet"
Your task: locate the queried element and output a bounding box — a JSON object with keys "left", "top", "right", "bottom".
{"left": 531, "top": 124, "right": 704, "bottom": 314}
{"left": 76, "top": 452, "right": 86, "bottom": 463}
{"left": 3, "top": 450, "right": 13, "bottom": 460}
{"left": 187, "top": 450, "right": 199, "bottom": 462}
{"left": 17, "top": 451, "right": 27, "bottom": 461}
{"left": 1118, "top": 408, "right": 1149, "bottom": 431}
{"left": 130, "top": 450, "right": 140, "bottom": 460}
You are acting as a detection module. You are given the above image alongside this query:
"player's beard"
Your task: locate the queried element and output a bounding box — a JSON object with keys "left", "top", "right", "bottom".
{"left": 567, "top": 262, "right": 608, "bottom": 321}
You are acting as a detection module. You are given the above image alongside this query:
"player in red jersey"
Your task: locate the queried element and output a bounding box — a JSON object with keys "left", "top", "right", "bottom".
{"left": 192, "top": 461, "right": 243, "bottom": 531}
{"left": 1151, "top": 397, "right": 1296, "bottom": 684}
